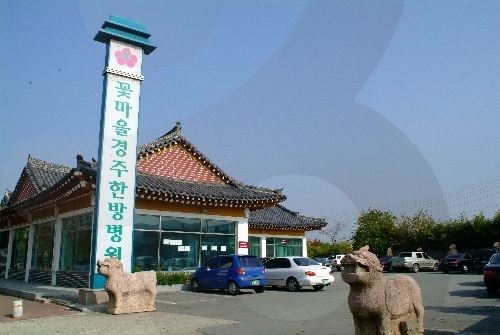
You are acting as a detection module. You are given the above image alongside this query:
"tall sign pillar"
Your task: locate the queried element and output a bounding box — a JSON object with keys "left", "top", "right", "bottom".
{"left": 91, "top": 15, "right": 156, "bottom": 289}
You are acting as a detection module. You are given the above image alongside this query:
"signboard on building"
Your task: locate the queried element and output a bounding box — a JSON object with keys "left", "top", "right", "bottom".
{"left": 238, "top": 241, "right": 249, "bottom": 248}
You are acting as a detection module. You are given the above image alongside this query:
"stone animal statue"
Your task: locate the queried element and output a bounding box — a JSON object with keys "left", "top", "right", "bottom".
{"left": 341, "top": 246, "right": 424, "bottom": 335}
{"left": 97, "top": 257, "right": 157, "bottom": 314}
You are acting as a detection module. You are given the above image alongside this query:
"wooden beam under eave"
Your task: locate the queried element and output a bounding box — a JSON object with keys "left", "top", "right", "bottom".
{"left": 248, "top": 228, "right": 305, "bottom": 237}
{"left": 135, "top": 197, "right": 246, "bottom": 217}
{"left": 58, "top": 194, "right": 93, "bottom": 215}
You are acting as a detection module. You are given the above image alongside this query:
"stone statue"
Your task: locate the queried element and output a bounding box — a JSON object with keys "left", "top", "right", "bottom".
{"left": 97, "top": 257, "right": 157, "bottom": 314}
{"left": 341, "top": 246, "right": 424, "bottom": 335}
{"left": 447, "top": 244, "right": 457, "bottom": 255}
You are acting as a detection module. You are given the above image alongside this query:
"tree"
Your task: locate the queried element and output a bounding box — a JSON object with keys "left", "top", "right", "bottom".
{"left": 351, "top": 209, "right": 397, "bottom": 256}
{"left": 318, "top": 221, "right": 348, "bottom": 243}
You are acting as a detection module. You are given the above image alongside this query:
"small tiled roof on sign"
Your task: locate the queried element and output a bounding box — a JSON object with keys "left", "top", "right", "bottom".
{"left": 249, "top": 204, "right": 327, "bottom": 231}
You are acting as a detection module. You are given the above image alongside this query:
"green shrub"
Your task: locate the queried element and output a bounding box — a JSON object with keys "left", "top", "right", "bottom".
{"left": 156, "top": 272, "right": 192, "bottom": 286}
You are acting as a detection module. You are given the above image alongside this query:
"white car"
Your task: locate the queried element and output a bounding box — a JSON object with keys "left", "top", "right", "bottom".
{"left": 264, "top": 257, "right": 335, "bottom": 291}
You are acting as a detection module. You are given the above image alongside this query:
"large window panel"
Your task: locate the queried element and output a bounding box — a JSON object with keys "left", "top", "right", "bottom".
{"left": 160, "top": 232, "right": 199, "bottom": 271}
{"left": 133, "top": 230, "right": 160, "bottom": 271}
{"left": 135, "top": 214, "right": 160, "bottom": 230}
{"left": 249, "top": 236, "right": 261, "bottom": 257}
{"left": 11, "top": 227, "right": 29, "bottom": 269}
{"left": 32, "top": 222, "right": 55, "bottom": 270}
{"left": 200, "top": 234, "right": 235, "bottom": 264}
{"left": 265, "top": 238, "right": 302, "bottom": 257}
{"left": 59, "top": 213, "right": 92, "bottom": 271}
{"left": 202, "top": 219, "right": 235, "bottom": 234}
{"left": 161, "top": 217, "right": 200, "bottom": 232}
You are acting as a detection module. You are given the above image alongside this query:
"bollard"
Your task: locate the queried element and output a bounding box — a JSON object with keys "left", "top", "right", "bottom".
{"left": 12, "top": 299, "right": 23, "bottom": 318}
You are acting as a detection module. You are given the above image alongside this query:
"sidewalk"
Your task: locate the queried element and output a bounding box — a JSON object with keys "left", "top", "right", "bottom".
{"left": 0, "top": 279, "right": 231, "bottom": 335}
{"left": 0, "top": 278, "right": 190, "bottom": 312}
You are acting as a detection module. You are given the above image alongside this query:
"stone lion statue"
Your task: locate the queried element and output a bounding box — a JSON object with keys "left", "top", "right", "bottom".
{"left": 97, "top": 257, "right": 157, "bottom": 314}
{"left": 341, "top": 246, "right": 424, "bottom": 335}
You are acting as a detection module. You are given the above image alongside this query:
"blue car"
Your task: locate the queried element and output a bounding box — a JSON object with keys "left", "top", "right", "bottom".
{"left": 191, "top": 254, "right": 266, "bottom": 295}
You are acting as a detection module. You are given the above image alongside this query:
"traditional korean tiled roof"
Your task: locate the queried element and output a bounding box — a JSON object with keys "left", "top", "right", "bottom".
{"left": 136, "top": 173, "right": 284, "bottom": 208}
{"left": 9, "top": 156, "right": 72, "bottom": 204}
{"left": 249, "top": 204, "right": 327, "bottom": 231}
{"left": 1, "top": 123, "right": 286, "bottom": 215}
{"left": 137, "top": 122, "right": 235, "bottom": 184}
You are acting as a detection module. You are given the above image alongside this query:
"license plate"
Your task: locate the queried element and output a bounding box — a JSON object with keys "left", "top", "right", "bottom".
{"left": 251, "top": 280, "right": 259, "bottom": 285}
{"left": 322, "top": 279, "right": 328, "bottom": 285}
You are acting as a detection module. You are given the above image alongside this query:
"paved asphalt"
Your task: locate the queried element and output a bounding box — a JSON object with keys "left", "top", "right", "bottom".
{"left": 0, "top": 271, "right": 498, "bottom": 335}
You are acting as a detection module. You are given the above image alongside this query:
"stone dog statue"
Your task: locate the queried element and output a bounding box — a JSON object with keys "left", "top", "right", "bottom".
{"left": 341, "top": 246, "right": 424, "bottom": 335}
{"left": 97, "top": 257, "right": 157, "bottom": 314}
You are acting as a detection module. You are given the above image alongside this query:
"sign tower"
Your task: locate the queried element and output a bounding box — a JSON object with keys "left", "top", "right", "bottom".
{"left": 91, "top": 15, "right": 156, "bottom": 289}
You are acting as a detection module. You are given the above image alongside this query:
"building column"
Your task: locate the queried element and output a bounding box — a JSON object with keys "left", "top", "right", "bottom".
{"left": 25, "top": 224, "right": 35, "bottom": 282}
{"left": 5, "top": 227, "right": 13, "bottom": 279}
{"left": 260, "top": 236, "right": 266, "bottom": 258}
{"left": 302, "top": 237, "right": 307, "bottom": 257}
{"left": 236, "top": 219, "right": 249, "bottom": 255}
{"left": 51, "top": 206, "right": 61, "bottom": 286}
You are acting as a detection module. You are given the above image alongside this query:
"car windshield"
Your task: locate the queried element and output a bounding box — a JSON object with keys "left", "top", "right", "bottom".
{"left": 445, "top": 254, "right": 462, "bottom": 259}
{"left": 399, "top": 252, "right": 412, "bottom": 257}
{"left": 477, "top": 250, "right": 495, "bottom": 258}
{"left": 238, "top": 256, "right": 263, "bottom": 267}
{"left": 490, "top": 254, "right": 500, "bottom": 264}
{"left": 293, "top": 257, "right": 319, "bottom": 266}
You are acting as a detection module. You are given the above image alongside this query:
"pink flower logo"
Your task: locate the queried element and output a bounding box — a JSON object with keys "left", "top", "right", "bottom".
{"left": 115, "top": 48, "right": 137, "bottom": 68}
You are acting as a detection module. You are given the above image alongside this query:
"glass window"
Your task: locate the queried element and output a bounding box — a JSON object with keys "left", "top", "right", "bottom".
{"left": 32, "top": 222, "right": 55, "bottom": 270}
{"left": 160, "top": 232, "right": 199, "bottom": 271}
{"left": 220, "top": 257, "right": 233, "bottom": 268}
{"left": 249, "top": 236, "right": 261, "bottom": 257}
{"left": 200, "top": 234, "right": 235, "bottom": 265}
{"left": 133, "top": 214, "right": 236, "bottom": 271}
{"left": 135, "top": 214, "right": 160, "bottom": 230}
{"left": 59, "top": 213, "right": 92, "bottom": 271}
{"left": 265, "top": 238, "right": 302, "bottom": 257}
{"left": 11, "top": 227, "right": 29, "bottom": 269}
{"left": 133, "top": 230, "right": 160, "bottom": 271}
{"left": 161, "top": 217, "right": 200, "bottom": 232}
{"left": 237, "top": 255, "right": 262, "bottom": 268}
{"left": 204, "top": 258, "right": 219, "bottom": 269}
{"left": 202, "top": 220, "right": 235, "bottom": 234}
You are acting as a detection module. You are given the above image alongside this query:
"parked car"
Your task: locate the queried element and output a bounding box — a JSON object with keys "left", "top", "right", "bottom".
{"left": 391, "top": 252, "right": 439, "bottom": 273}
{"left": 474, "top": 248, "right": 499, "bottom": 275}
{"left": 441, "top": 253, "right": 475, "bottom": 273}
{"left": 264, "top": 257, "right": 334, "bottom": 291}
{"left": 313, "top": 257, "right": 329, "bottom": 266}
{"left": 326, "top": 254, "right": 345, "bottom": 270}
{"left": 379, "top": 256, "right": 394, "bottom": 272}
{"left": 190, "top": 254, "right": 266, "bottom": 295}
{"left": 483, "top": 253, "right": 500, "bottom": 297}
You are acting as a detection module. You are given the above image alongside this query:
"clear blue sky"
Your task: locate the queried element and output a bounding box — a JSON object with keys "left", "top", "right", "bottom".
{"left": 1, "top": 1, "right": 499, "bottom": 241}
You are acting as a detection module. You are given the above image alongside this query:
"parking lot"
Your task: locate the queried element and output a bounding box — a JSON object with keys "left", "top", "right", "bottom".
{"left": 155, "top": 271, "right": 500, "bottom": 335}
{"left": 1, "top": 270, "right": 498, "bottom": 335}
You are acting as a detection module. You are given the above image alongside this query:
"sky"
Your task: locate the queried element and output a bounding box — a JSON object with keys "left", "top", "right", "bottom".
{"left": 1, "top": 1, "right": 499, "bottom": 242}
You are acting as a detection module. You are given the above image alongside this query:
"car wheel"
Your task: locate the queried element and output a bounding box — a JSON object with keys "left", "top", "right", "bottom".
{"left": 191, "top": 278, "right": 201, "bottom": 292}
{"left": 476, "top": 269, "right": 483, "bottom": 275}
{"left": 486, "top": 286, "right": 497, "bottom": 297}
{"left": 443, "top": 269, "right": 449, "bottom": 274}
{"left": 254, "top": 286, "right": 265, "bottom": 293}
{"left": 286, "top": 277, "right": 300, "bottom": 292}
{"left": 412, "top": 264, "right": 419, "bottom": 273}
{"left": 312, "top": 285, "right": 324, "bottom": 291}
{"left": 388, "top": 266, "right": 393, "bottom": 273}
{"left": 227, "top": 281, "right": 240, "bottom": 295}
{"left": 461, "top": 264, "right": 468, "bottom": 273}
{"left": 432, "top": 263, "right": 439, "bottom": 272}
